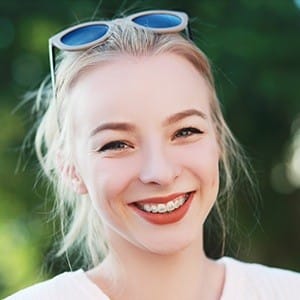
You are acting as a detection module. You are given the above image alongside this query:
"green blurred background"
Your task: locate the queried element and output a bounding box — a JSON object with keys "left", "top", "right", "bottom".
{"left": 1, "top": 0, "right": 299, "bottom": 297}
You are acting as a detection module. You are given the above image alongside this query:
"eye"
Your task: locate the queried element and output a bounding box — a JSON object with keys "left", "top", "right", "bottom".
{"left": 98, "top": 141, "right": 131, "bottom": 152}
{"left": 173, "top": 127, "right": 203, "bottom": 139}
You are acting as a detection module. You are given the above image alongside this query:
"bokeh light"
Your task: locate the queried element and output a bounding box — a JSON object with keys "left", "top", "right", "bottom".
{"left": 294, "top": 0, "right": 300, "bottom": 9}
{"left": 287, "top": 117, "right": 300, "bottom": 188}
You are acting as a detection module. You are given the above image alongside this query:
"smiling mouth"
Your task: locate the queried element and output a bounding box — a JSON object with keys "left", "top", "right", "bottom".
{"left": 135, "top": 193, "right": 190, "bottom": 214}
{"left": 130, "top": 192, "right": 194, "bottom": 225}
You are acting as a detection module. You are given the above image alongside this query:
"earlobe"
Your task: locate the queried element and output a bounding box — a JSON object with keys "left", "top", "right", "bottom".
{"left": 55, "top": 151, "right": 88, "bottom": 195}
{"left": 67, "top": 165, "right": 88, "bottom": 195}
{"left": 71, "top": 175, "right": 88, "bottom": 195}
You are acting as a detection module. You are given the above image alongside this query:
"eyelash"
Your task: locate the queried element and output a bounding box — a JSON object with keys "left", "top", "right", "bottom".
{"left": 97, "top": 127, "right": 203, "bottom": 152}
{"left": 173, "top": 127, "right": 203, "bottom": 139}
{"left": 98, "top": 141, "right": 131, "bottom": 152}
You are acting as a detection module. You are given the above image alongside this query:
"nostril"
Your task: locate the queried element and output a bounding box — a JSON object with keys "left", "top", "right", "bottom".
{"left": 139, "top": 147, "right": 181, "bottom": 185}
{"left": 139, "top": 164, "right": 181, "bottom": 185}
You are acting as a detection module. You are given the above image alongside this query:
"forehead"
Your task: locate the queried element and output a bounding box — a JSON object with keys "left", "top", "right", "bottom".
{"left": 69, "top": 53, "right": 212, "bottom": 130}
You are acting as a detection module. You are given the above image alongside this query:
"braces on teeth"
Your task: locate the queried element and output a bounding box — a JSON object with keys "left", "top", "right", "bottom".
{"left": 137, "top": 194, "right": 189, "bottom": 214}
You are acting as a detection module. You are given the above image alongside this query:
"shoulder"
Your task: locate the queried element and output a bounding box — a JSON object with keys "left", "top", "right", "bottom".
{"left": 219, "top": 256, "right": 300, "bottom": 300}
{"left": 4, "top": 269, "right": 109, "bottom": 300}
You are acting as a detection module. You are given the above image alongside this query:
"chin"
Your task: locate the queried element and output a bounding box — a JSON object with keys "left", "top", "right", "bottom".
{"left": 140, "top": 232, "right": 200, "bottom": 256}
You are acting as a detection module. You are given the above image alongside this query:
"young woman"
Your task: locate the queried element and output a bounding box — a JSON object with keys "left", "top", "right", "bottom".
{"left": 6, "top": 10, "right": 300, "bottom": 300}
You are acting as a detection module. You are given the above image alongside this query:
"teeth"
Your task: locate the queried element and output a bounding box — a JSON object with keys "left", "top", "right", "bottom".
{"left": 166, "top": 201, "right": 175, "bottom": 211}
{"left": 138, "top": 193, "right": 189, "bottom": 214}
{"left": 143, "top": 204, "right": 152, "bottom": 212}
{"left": 151, "top": 205, "right": 158, "bottom": 213}
{"left": 158, "top": 204, "right": 167, "bottom": 213}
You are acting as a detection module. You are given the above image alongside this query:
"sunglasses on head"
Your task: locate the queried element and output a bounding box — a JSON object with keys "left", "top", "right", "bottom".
{"left": 49, "top": 10, "right": 192, "bottom": 94}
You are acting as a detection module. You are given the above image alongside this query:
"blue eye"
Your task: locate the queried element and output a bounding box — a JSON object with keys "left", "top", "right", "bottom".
{"left": 98, "top": 141, "right": 130, "bottom": 152}
{"left": 174, "top": 127, "right": 203, "bottom": 139}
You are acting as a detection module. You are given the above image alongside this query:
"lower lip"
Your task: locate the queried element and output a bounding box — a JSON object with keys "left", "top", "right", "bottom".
{"left": 130, "top": 192, "right": 194, "bottom": 225}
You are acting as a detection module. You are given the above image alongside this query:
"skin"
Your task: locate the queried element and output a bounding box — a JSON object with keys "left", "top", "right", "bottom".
{"left": 68, "top": 53, "right": 225, "bottom": 299}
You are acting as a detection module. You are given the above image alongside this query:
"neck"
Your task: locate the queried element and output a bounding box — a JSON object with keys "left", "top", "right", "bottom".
{"left": 88, "top": 237, "right": 225, "bottom": 300}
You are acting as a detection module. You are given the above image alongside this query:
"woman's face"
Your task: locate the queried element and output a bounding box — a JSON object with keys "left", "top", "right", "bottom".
{"left": 70, "top": 53, "right": 220, "bottom": 255}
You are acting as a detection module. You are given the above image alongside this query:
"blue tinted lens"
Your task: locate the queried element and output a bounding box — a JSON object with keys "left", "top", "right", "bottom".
{"left": 61, "top": 24, "right": 109, "bottom": 46}
{"left": 132, "top": 13, "right": 182, "bottom": 28}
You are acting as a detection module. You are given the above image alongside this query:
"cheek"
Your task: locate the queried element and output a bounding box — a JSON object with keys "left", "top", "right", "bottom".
{"left": 183, "top": 141, "right": 220, "bottom": 221}
{"left": 178, "top": 139, "right": 220, "bottom": 190}
{"left": 82, "top": 156, "right": 138, "bottom": 211}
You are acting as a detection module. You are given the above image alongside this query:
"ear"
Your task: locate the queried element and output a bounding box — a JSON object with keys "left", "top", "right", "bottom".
{"left": 56, "top": 151, "right": 88, "bottom": 195}
{"left": 70, "top": 167, "right": 88, "bottom": 195}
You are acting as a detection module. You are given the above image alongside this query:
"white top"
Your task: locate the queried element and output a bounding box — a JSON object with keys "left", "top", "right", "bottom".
{"left": 5, "top": 257, "right": 300, "bottom": 299}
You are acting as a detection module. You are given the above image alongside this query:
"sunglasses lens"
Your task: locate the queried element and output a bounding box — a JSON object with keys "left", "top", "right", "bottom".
{"left": 132, "top": 13, "right": 182, "bottom": 29}
{"left": 61, "top": 24, "right": 109, "bottom": 46}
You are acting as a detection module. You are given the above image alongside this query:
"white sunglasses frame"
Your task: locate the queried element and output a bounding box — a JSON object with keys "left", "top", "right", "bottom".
{"left": 49, "top": 10, "right": 192, "bottom": 95}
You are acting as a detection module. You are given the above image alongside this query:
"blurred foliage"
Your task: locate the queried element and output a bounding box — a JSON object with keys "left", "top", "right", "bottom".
{"left": 0, "top": 0, "right": 299, "bottom": 298}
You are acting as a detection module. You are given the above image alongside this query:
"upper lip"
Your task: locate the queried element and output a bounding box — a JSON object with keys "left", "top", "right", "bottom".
{"left": 131, "top": 192, "right": 192, "bottom": 205}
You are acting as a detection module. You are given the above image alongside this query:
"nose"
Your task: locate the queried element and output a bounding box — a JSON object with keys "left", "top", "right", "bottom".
{"left": 139, "top": 145, "right": 181, "bottom": 186}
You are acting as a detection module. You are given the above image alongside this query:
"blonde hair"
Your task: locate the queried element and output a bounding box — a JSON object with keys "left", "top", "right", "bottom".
{"left": 34, "top": 20, "right": 254, "bottom": 268}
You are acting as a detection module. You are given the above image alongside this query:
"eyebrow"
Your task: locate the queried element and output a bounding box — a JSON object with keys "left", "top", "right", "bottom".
{"left": 89, "top": 109, "right": 207, "bottom": 138}
{"left": 163, "top": 109, "right": 207, "bottom": 126}
{"left": 89, "top": 122, "right": 136, "bottom": 137}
